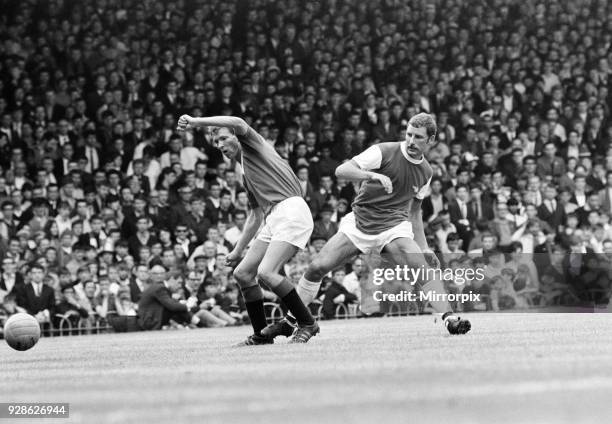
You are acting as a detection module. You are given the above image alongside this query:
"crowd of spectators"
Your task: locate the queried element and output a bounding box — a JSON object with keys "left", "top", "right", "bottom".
{"left": 1, "top": 0, "right": 612, "bottom": 334}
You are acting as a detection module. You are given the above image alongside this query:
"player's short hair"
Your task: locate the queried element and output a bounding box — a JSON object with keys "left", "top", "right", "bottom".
{"left": 211, "top": 126, "right": 236, "bottom": 136}
{"left": 407, "top": 113, "right": 437, "bottom": 138}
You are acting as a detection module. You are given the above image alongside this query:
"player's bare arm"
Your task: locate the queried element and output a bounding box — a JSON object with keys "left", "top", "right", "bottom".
{"left": 335, "top": 160, "right": 393, "bottom": 194}
{"left": 225, "top": 206, "right": 264, "bottom": 267}
{"left": 408, "top": 198, "right": 428, "bottom": 251}
{"left": 409, "top": 198, "right": 440, "bottom": 268}
{"left": 177, "top": 114, "right": 267, "bottom": 159}
{"left": 177, "top": 114, "right": 249, "bottom": 135}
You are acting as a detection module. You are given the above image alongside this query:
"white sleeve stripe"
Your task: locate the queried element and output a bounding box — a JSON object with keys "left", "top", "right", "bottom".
{"left": 415, "top": 176, "right": 432, "bottom": 200}
{"left": 352, "top": 145, "right": 382, "bottom": 171}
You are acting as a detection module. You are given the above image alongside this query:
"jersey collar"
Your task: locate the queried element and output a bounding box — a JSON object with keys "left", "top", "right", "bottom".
{"left": 400, "top": 141, "right": 424, "bottom": 164}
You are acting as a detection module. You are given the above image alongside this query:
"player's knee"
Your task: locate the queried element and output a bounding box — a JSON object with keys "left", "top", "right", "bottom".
{"left": 256, "top": 267, "right": 277, "bottom": 287}
{"left": 385, "top": 242, "right": 408, "bottom": 257}
{"left": 388, "top": 245, "right": 427, "bottom": 268}
{"left": 233, "top": 266, "right": 255, "bottom": 286}
{"left": 307, "top": 257, "right": 329, "bottom": 280}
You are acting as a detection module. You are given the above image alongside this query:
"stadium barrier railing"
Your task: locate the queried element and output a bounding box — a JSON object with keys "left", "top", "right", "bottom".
{"left": 24, "top": 292, "right": 612, "bottom": 338}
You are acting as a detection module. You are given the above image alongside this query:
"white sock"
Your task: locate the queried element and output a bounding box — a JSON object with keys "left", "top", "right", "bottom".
{"left": 296, "top": 276, "right": 322, "bottom": 306}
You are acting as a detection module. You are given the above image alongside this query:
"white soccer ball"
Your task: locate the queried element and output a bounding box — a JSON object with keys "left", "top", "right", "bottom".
{"left": 3, "top": 313, "right": 41, "bottom": 351}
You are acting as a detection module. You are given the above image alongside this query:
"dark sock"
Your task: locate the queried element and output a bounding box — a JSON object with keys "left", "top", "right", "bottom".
{"left": 241, "top": 284, "right": 263, "bottom": 302}
{"left": 282, "top": 289, "right": 314, "bottom": 326}
{"left": 244, "top": 300, "right": 268, "bottom": 335}
{"left": 270, "top": 277, "right": 294, "bottom": 298}
{"left": 240, "top": 284, "right": 267, "bottom": 335}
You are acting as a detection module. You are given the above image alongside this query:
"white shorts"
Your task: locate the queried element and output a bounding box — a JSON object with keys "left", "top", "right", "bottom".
{"left": 256, "top": 196, "right": 313, "bottom": 249}
{"left": 338, "top": 212, "right": 414, "bottom": 254}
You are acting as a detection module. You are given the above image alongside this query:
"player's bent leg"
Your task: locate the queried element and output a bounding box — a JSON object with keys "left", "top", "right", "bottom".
{"left": 232, "top": 240, "right": 274, "bottom": 345}
{"left": 301, "top": 231, "right": 362, "bottom": 304}
{"left": 255, "top": 240, "right": 299, "bottom": 289}
{"left": 255, "top": 240, "right": 321, "bottom": 343}
{"left": 233, "top": 239, "right": 268, "bottom": 285}
{"left": 262, "top": 232, "right": 361, "bottom": 340}
{"left": 383, "top": 237, "right": 471, "bottom": 335}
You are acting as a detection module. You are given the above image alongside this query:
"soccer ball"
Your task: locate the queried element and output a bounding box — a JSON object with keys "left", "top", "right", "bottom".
{"left": 3, "top": 313, "right": 41, "bottom": 351}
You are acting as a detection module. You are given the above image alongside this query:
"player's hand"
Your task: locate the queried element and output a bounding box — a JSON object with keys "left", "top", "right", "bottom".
{"left": 369, "top": 173, "right": 393, "bottom": 193}
{"left": 225, "top": 249, "right": 241, "bottom": 267}
{"left": 177, "top": 114, "right": 194, "bottom": 132}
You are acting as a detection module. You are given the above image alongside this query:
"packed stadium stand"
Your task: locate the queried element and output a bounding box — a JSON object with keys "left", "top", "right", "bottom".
{"left": 1, "top": 0, "right": 612, "bottom": 335}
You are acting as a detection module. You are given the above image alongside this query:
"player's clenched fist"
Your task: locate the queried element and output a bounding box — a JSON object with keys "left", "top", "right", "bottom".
{"left": 369, "top": 173, "right": 393, "bottom": 193}
{"left": 177, "top": 114, "right": 194, "bottom": 131}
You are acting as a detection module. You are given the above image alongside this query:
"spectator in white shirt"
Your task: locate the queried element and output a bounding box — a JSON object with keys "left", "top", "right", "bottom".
{"left": 224, "top": 210, "right": 246, "bottom": 247}
{"left": 341, "top": 256, "right": 366, "bottom": 303}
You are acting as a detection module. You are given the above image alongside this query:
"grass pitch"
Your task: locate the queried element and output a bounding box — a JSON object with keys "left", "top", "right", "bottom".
{"left": 2, "top": 314, "right": 612, "bottom": 424}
